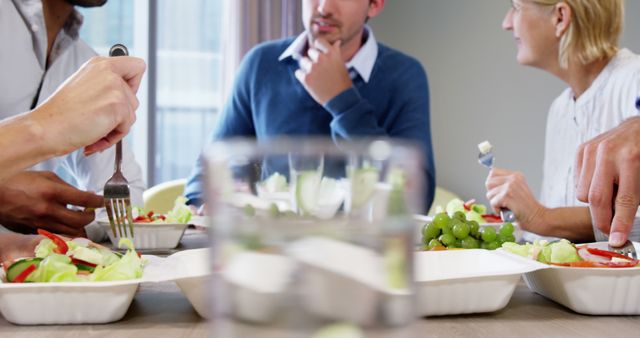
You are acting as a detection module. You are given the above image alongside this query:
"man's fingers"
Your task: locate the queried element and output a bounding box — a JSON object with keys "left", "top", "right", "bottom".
{"left": 106, "top": 56, "right": 146, "bottom": 93}
{"left": 576, "top": 143, "right": 596, "bottom": 203}
{"left": 588, "top": 153, "right": 616, "bottom": 235}
{"left": 51, "top": 183, "right": 105, "bottom": 209}
{"left": 298, "top": 57, "right": 313, "bottom": 73}
{"left": 609, "top": 165, "right": 640, "bottom": 246}
{"left": 47, "top": 207, "right": 97, "bottom": 230}
{"left": 38, "top": 222, "right": 86, "bottom": 238}
{"left": 308, "top": 48, "right": 321, "bottom": 62}
{"left": 313, "top": 38, "right": 330, "bottom": 54}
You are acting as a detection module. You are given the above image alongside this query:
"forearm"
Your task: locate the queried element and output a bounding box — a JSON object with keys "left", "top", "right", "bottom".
{"left": 526, "top": 206, "right": 594, "bottom": 242}
{"left": 325, "top": 87, "right": 387, "bottom": 139}
{"left": 0, "top": 112, "right": 56, "bottom": 181}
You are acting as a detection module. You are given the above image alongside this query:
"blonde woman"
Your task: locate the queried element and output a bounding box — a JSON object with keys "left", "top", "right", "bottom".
{"left": 485, "top": 0, "right": 640, "bottom": 242}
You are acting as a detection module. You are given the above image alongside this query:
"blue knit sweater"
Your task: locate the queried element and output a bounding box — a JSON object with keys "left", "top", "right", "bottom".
{"left": 185, "top": 37, "right": 436, "bottom": 211}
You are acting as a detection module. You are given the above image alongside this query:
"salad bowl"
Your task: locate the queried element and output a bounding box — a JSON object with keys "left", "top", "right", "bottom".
{"left": 0, "top": 233, "right": 145, "bottom": 325}
{"left": 0, "top": 278, "right": 140, "bottom": 325}
{"left": 414, "top": 249, "right": 545, "bottom": 316}
{"left": 98, "top": 218, "right": 189, "bottom": 250}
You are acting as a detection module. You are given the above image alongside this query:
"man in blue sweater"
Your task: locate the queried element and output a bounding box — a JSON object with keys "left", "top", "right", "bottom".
{"left": 185, "top": 0, "right": 435, "bottom": 211}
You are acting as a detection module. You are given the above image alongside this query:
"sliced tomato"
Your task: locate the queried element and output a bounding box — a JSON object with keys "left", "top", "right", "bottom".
{"left": 37, "top": 229, "right": 68, "bottom": 254}
{"left": 585, "top": 247, "right": 632, "bottom": 261}
{"left": 13, "top": 264, "right": 37, "bottom": 283}
{"left": 463, "top": 199, "right": 475, "bottom": 211}
{"left": 70, "top": 258, "right": 97, "bottom": 268}
{"left": 482, "top": 214, "right": 503, "bottom": 223}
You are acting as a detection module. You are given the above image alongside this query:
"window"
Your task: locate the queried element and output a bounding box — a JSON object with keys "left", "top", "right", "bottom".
{"left": 79, "top": 0, "right": 223, "bottom": 186}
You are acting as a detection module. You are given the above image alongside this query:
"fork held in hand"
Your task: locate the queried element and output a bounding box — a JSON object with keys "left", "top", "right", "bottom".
{"left": 477, "top": 141, "right": 516, "bottom": 223}
{"left": 104, "top": 44, "right": 134, "bottom": 239}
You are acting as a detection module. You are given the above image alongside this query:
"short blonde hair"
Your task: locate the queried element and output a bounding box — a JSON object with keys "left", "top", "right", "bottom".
{"left": 532, "top": 0, "right": 624, "bottom": 68}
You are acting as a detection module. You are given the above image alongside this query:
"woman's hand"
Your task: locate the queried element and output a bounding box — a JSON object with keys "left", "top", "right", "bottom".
{"left": 485, "top": 167, "right": 546, "bottom": 231}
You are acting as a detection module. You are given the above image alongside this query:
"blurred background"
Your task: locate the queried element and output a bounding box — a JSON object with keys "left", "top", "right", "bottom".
{"left": 78, "top": 0, "right": 640, "bottom": 208}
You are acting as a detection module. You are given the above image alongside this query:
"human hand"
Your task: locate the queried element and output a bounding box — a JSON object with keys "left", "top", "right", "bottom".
{"left": 295, "top": 38, "right": 353, "bottom": 105}
{"left": 32, "top": 56, "right": 146, "bottom": 157}
{"left": 485, "top": 167, "right": 546, "bottom": 231}
{"left": 575, "top": 116, "right": 640, "bottom": 246}
{"left": 189, "top": 203, "right": 208, "bottom": 216}
{"left": 0, "top": 171, "right": 104, "bottom": 237}
{"left": 0, "top": 234, "right": 43, "bottom": 269}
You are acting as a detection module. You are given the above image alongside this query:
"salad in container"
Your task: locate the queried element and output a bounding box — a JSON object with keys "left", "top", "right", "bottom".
{"left": 502, "top": 239, "right": 640, "bottom": 315}
{"left": 97, "top": 196, "right": 193, "bottom": 250}
{"left": 0, "top": 230, "right": 144, "bottom": 324}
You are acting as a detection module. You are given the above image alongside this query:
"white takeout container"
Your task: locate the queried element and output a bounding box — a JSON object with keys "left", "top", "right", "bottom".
{"left": 516, "top": 242, "right": 640, "bottom": 315}
{"left": 223, "top": 251, "right": 295, "bottom": 323}
{"left": 0, "top": 277, "right": 140, "bottom": 325}
{"left": 413, "top": 214, "right": 524, "bottom": 245}
{"left": 98, "top": 218, "right": 188, "bottom": 249}
{"left": 288, "top": 237, "right": 411, "bottom": 326}
{"left": 165, "top": 248, "right": 213, "bottom": 319}
{"left": 414, "top": 249, "right": 545, "bottom": 316}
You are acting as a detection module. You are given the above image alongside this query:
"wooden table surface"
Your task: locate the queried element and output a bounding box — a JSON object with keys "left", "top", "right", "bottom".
{"left": 2, "top": 229, "right": 640, "bottom": 337}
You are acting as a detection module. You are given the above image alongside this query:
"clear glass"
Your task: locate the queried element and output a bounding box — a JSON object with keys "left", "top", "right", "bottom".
{"left": 205, "top": 138, "right": 423, "bottom": 337}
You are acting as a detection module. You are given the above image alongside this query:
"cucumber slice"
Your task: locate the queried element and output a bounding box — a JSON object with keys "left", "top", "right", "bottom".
{"left": 295, "top": 171, "right": 321, "bottom": 216}
{"left": 313, "top": 177, "right": 346, "bottom": 219}
{"left": 7, "top": 258, "right": 42, "bottom": 282}
{"left": 350, "top": 168, "right": 379, "bottom": 209}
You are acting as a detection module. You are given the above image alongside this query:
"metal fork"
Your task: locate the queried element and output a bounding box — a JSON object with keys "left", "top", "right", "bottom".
{"left": 103, "top": 44, "right": 134, "bottom": 239}
{"left": 477, "top": 141, "right": 516, "bottom": 222}
{"left": 590, "top": 221, "right": 638, "bottom": 259}
{"left": 587, "top": 240, "right": 638, "bottom": 260}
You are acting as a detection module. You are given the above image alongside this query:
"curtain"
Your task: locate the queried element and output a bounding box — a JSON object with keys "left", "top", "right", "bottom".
{"left": 220, "top": 0, "right": 302, "bottom": 100}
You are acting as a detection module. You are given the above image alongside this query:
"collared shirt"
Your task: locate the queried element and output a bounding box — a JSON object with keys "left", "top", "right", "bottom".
{"left": 0, "top": 0, "right": 145, "bottom": 240}
{"left": 278, "top": 26, "right": 379, "bottom": 83}
{"left": 526, "top": 48, "right": 640, "bottom": 242}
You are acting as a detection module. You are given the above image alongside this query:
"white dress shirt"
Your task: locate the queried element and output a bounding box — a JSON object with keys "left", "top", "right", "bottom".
{"left": 0, "top": 0, "right": 145, "bottom": 239}
{"left": 526, "top": 48, "right": 640, "bottom": 242}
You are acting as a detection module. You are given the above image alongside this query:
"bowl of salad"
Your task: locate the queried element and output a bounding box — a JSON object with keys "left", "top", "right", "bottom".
{"left": 503, "top": 240, "right": 640, "bottom": 315}
{"left": 97, "top": 197, "right": 193, "bottom": 250}
{"left": 0, "top": 230, "right": 144, "bottom": 325}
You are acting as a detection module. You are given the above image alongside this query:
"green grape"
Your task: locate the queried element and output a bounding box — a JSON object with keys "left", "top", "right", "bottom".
{"left": 269, "top": 203, "right": 280, "bottom": 218}
{"left": 480, "top": 226, "right": 497, "bottom": 242}
{"left": 441, "top": 222, "right": 454, "bottom": 236}
{"left": 243, "top": 204, "right": 256, "bottom": 217}
{"left": 422, "top": 222, "right": 441, "bottom": 242}
{"left": 453, "top": 239, "right": 462, "bottom": 248}
{"left": 427, "top": 239, "right": 443, "bottom": 250}
{"left": 480, "top": 241, "right": 491, "bottom": 250}
{"left": 502, "top": 234, "right": 516, "bottom": 243}
{"left": 452, "top": 211, "right": 466, "bottom": 222}
{"left": 486, "top": 241, "right": 501, "bottom": 250}
{"left": 452, "top": 222, "right": 470, "bottom": 239}
{"left": 461, "top": 237, "right": 480, "bottom": 249}
{"left": 432, "top": 212, "right": 451, "bottom": 230}
{"left": 439, "top": 233, "right": 456, "bottom": 246}
{"left": 468, "top": 220, "right": 480, "bottom": 237}
{"left": 499, "top": 222, "right": 515, "bottom": 236}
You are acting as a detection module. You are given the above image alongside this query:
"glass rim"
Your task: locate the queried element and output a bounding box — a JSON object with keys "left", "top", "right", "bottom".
{"left": 203, "top": 136, "right": 425, "bottom": 164}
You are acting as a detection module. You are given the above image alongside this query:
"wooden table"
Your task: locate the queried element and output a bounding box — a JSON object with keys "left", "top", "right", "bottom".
{"left": 2, "top": 229, "right": 640, "bottom": 337}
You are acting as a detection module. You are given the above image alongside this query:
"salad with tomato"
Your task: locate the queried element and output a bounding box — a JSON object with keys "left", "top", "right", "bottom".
{"left": 2, "top": 229, "right": 144, "bottom": 283}
{"left": 440, "top": 198, "right": 503, "bottom": 224}
{"left": 131, "top": 196, "right": 193, "bottom": 224}
{"left": 503, "top": 240, "right": 640, "bottom": 268}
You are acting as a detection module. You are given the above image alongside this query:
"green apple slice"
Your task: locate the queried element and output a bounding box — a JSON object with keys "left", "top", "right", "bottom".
{"left": 295, "top": 171, "right": 321, "bottom": 216}
{"left": 313, "top": 177, "right": 346, "bottom": 219}
{"left": 350, "top": 168, "right": 379, "bottom": 209}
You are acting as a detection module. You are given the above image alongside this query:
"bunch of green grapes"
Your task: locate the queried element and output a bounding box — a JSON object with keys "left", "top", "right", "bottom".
{"left": 421, "top": 211, "right": 516, "bottom": 250}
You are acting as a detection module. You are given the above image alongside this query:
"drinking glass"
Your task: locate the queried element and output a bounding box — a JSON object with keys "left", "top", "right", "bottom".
{"left": 204, "top": 137, "right": 424, "bottom": 337}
